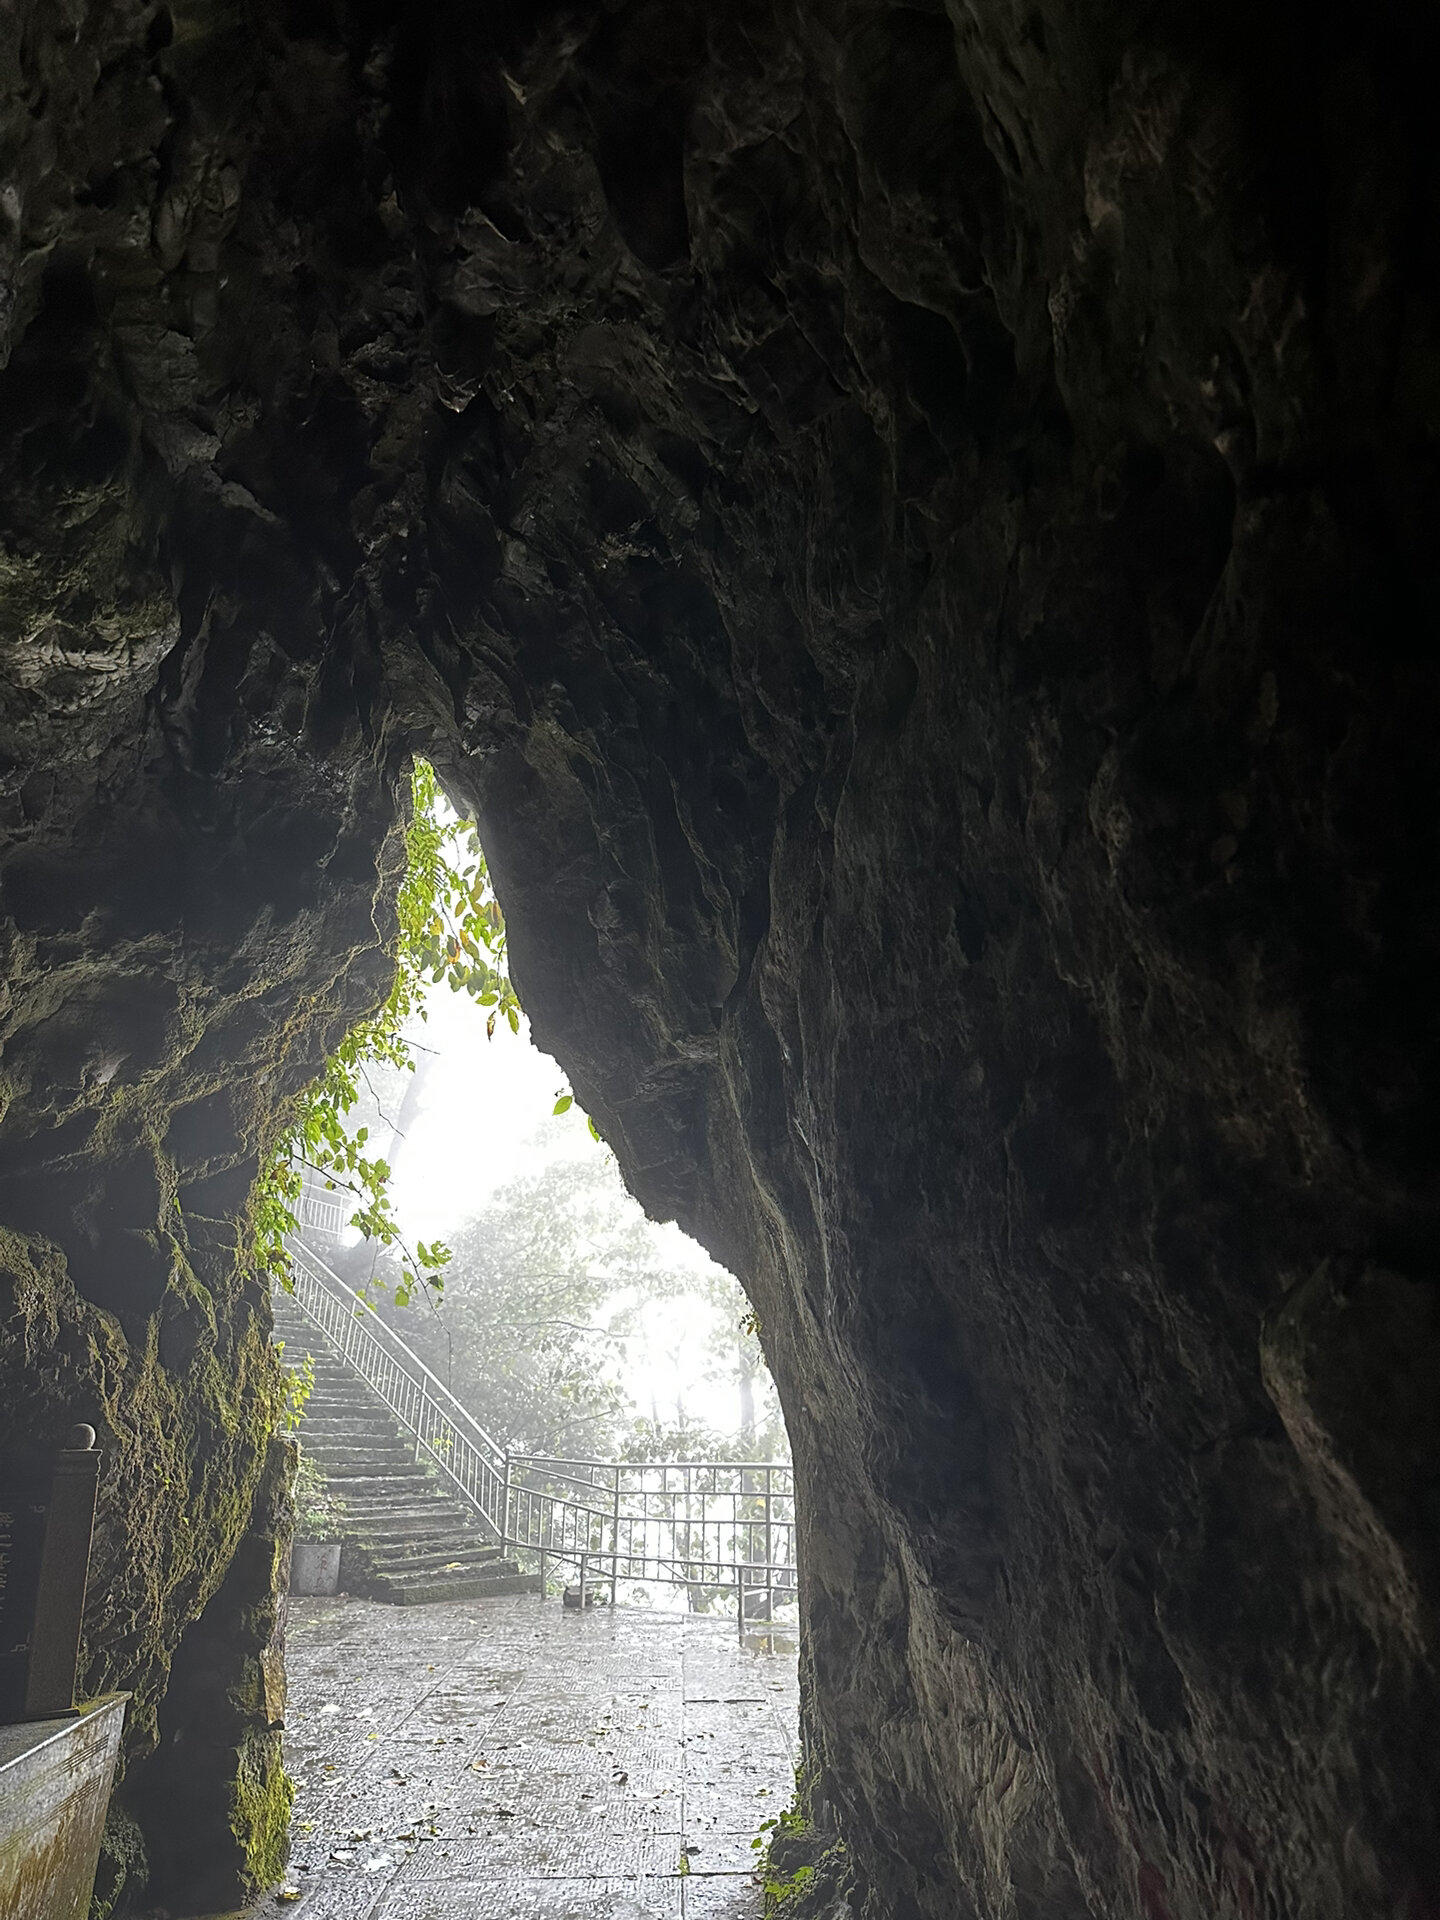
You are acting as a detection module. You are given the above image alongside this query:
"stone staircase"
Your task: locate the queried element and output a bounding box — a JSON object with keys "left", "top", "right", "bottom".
{"left": 274, "top": 1293, "right": 539, "bottom": 1605}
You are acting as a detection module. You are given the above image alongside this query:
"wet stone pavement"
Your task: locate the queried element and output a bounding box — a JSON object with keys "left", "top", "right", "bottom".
{"left": 256, "top": 1594, "right": 799, "bottom": 1920}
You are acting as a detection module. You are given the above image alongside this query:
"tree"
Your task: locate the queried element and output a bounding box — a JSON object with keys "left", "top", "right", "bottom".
{"left": 375, "top": 1156, "right": 787, "bottom": 1463}
{"left": 377, "top": 1158, "right": 656, "bottom": 1454}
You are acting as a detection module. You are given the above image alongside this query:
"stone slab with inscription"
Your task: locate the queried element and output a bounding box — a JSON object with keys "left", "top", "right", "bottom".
{"left": 0, "top": 1430, "right": 101, "bottom": 1722}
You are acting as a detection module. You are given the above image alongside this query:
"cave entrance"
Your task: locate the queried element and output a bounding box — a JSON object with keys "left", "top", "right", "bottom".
{"left": 267, "top": 772, "right": 798, "bottom": 1910}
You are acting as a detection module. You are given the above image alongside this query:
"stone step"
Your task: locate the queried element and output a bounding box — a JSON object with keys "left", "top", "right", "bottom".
{"left": 332, "top": 1487, "right": 459, "bottom": 1512}
{"left": 305, "top": 1446, "right": 421, "bottom": 1466}
{"left": 302, "top": 1399, "right": 406, "bottom": 1417}
{"left": 341, "top": 1510, "right": 486, "bottom": 1540}
{"left": 363, "top": 1542, "right": 505, "bottom": 1575}
{"left": 322, "top": 1469, "right": 446, "bottom": 1494}
{"left": 302, "top": 1398, "right": 406, "bottom": 1416}
{"left": 346, "top": 1531, "right": 490, "bottom": 1557}
{"left": 304, "top": 1406, "right": 400, "bottom": 1424}
{"left": 301, "top": 1436, "right": 414, "bottom": 1459}
{"left": 359, "top": 1539, "right": 493, "bottom": 1564}
{"left": 313, "top": 1472, "right": 436, "bottom": 1494}
{"left": 301, "top": 1382, "right": 395, "bottom": 1397}
{"left": 301, "top": 1382, "right": 397, "bottom": 1397}
{"left": 311, "top": 1464, "right": 431, "bottom": 1485}
{"left": 303, "top": 1430, "right": 420, "bottom": 1450}
{"left": 301, "top": 1398, "right": 405, "bottom": 1418}
{"left": 302, "top": 1422, "right": 412, "bottom": 1445}
{"left": 347, "top": 1520, "right": 491, "bottom": 1551}
{"left": 301, "top": 1405, "right": 397, "bottom": 1420}
{"left": 316, "top": 1472, "right": 431, "bottom": 1490}
{"left": 301, "top": 1419, "right": 410, "bottom": 1437}
{"left": 380, "top": 1569, "right": 540, "bottom": 1606}
{"left": 338, "top": 1493, "right": 473, "bottom": 1519}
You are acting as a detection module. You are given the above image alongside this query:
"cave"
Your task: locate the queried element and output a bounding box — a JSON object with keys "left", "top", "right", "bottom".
{"left": 1, "top": 0, "right": 1437, "bottom": 1914}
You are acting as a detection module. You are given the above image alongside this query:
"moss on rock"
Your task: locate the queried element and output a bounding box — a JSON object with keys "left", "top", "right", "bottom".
{"left": 231, "top": 1728, "right": 296, "bottom": 1897}
{"left": 90, "top": 1805, "right": 148, "bottom": 1920}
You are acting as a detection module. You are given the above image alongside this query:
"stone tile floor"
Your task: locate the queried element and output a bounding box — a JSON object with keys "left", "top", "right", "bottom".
{"left": 252, "top": 1594, "right": 799, "bottom": 1920}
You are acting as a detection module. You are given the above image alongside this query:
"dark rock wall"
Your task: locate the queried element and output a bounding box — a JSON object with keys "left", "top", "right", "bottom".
{"left": 0, "top": 0, "right": 1436, "bottom": 1915}
{"left": 130, "top": 1433, "right": 295, "bottom": 1912}
{"left": 0, "top": 5, "right": 408, "bottom": 1875}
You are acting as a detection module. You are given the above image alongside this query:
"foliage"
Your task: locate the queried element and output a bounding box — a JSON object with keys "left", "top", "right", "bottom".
{"left": 291, "top": 1451, "right": 347, "bottom": 1542}
{"left": 752, "top": 1781, "right": 849, "bottom": 1916}
{"left": 276, "top": 1346, "right": 314, "bottom": 1436}
{"left": 251, "top": 760, "right": 523, "bottom": 1302}
{"left": 361, "top": 1154, "right": 788, "bottom": 1460}
{"left": 617, "top": 1414, "right": 766, "bottom": 1463}
{"left": 374, "top": 1157, "right": 659, "bottom": 1455}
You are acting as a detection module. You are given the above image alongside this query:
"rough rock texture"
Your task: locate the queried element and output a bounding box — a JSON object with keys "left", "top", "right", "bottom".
{"left": 0, "top": 1, "right": 1437, "bottom": 1916}
{"left": 129, "top": 1434, "right": 295, "bottom": 1913}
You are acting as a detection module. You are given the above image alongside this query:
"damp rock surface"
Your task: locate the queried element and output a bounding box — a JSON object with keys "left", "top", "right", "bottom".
{"left": 0, "top": 0, "right": 1437, "bottom": 1915}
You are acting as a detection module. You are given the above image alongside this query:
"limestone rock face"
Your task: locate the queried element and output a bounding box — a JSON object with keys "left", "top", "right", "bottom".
{"left": 0, "top": 0, "right": 1436, "bottom": 1914}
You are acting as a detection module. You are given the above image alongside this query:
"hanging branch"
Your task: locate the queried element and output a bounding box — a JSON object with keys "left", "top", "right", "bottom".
{"left": 248, "top": 759, "right": 532, "bottom": 1304}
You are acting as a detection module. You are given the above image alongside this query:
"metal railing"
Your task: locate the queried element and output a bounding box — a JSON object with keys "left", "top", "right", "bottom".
{"left": 507, "top": 1455, "right": 796, "bottom": 1620}
{"left": 298, "top": 1189, "right": 347, "bottom": 1241}
{"left": 282, "top": 1241, "right": 797, "bottom": 1633}
{"left": 285, "top": 1240, "right": 509, "bottom": 1546}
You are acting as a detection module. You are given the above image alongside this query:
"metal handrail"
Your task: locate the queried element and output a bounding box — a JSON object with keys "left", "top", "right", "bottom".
{"left": 517, "top": 1453, "right": 793, "bottom": 1475}
{"left": 507, "top": 1454, "right": 797, "bottom": 1626}
{"left": 284, "top": 1240, "right": 508, "bottom": 1545}
{"left": 281, "top": 1239, "right": 798, "bottom": 1632}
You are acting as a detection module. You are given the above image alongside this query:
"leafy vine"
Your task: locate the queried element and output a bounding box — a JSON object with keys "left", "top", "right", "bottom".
{"left": 251, "top": 760, "right": 525, "bottom": 1304}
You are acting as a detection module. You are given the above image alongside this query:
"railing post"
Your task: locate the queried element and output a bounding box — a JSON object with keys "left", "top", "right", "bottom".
{"left": 765, "top": 1465, "right": 774, "bottom": 1628}
{"left": 610, "top": 1466, "right": 620, "bottom": 1612}
{"left": 501, "top": 1454, "right": 511, "bottom": 1554}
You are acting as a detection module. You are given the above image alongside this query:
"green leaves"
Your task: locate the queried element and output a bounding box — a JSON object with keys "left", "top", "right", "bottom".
{"left": 251, "top": 760, "right": 524, "bottom": 1303}
{"left": 398, "top": 759, "right": 521, "bottom": 1031}
{"left": 277, "top": 1347, "right": 315, "bottom": 1434}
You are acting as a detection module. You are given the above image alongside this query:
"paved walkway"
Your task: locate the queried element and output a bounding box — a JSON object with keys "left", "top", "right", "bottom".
{"left": 258, "top": 1594, "right": 799, "bottom": 1920}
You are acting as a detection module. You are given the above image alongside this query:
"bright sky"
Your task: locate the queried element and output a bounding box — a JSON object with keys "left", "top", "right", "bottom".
{"left": 380, "top": 983, "right": 753, "bottom": 1437}
{"left": 386, "top": 989, "right": 596, "bottom": 1227}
